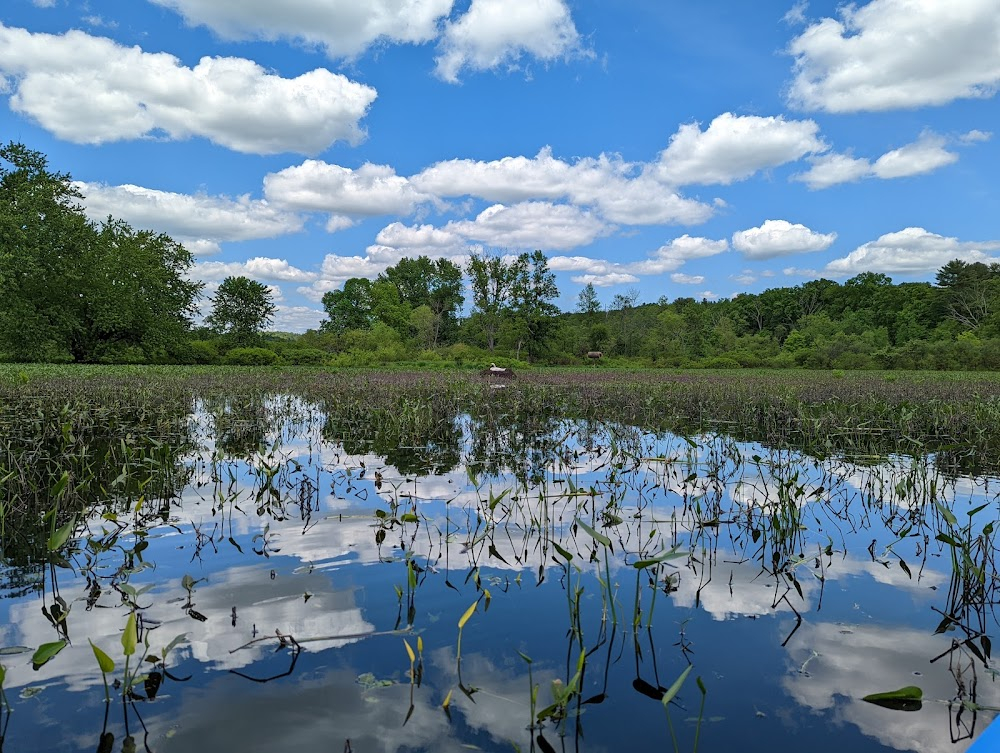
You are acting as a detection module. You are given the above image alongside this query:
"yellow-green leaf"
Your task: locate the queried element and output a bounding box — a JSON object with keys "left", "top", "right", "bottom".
{"left": 403, "top": 639, "right": 415, "bottom": 663}
{"left": 661, "top": 664, "right": 693, "bottom": 708}
{"left": 89, "top": 641, "right": 114, "bottom": 673}
{"left": 458, "top": 599, "right": 478, "bottom": 629}
{"left": 442, "top": 688, "right": 453, "bottom": 709}
{"left": 122, "top": 612, "right": 138, "bottom": 657}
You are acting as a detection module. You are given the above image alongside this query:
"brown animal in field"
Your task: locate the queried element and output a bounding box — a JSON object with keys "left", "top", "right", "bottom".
{"left": 586, "top": 351, "right": 603, "bottom": 360}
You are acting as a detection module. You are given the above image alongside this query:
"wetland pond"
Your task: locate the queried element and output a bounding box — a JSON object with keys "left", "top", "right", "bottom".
{"left": 1, "top": 371, "right": 999, "bottom": 753}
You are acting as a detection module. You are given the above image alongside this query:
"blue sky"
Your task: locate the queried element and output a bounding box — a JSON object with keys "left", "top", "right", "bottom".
{"left": 2, "top": 0, "right": 998, "bottom": 331}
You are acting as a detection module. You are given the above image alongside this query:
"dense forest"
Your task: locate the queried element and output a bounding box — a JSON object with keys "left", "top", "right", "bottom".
{"left": 3, "top": 142, "right": 999, "bottom": 370}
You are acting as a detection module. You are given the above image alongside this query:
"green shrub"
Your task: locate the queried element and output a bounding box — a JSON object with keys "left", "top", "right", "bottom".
{"left": 187, "top": 340, "right": 219, "bottom": 365}
{"left": 283, "top": 348, "right": 328, "bottom": 365}
{"left": 222, "top": 347, "right": 280, "bottom": 366}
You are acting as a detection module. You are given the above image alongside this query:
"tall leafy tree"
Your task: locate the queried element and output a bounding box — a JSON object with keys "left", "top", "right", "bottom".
{"left": 382, "top": 256, "right": 464, "bottom": 345}
{"left": 207, "top": 276, "right": 276, "bottom": 345}
{"left": 576, "top": 282, "right": 602, "bottom": 318}
{"left": 511, "top": 250, "right": 560, "bottom": 361}
{"left": 467, "top": 251, "right": 522, "bottom": 353}
{"left": 320, "top": 277, "right": 374, "bottom": 334}
{"left": 0, "top": 142, "right": 201, "bottom": 362}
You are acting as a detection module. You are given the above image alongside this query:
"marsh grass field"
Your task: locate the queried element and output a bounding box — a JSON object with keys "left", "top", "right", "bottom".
{"left": 2, "top": 365, "right": 1000, "bottom": 753}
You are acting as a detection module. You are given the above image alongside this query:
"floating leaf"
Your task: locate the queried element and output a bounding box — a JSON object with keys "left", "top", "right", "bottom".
{"left": 862, "top": 686, "right": 923, "bottom": 711}
{"left": 89, "top": 641, "right": 114, "bottom": 673}
{"left": 32, "top": 640, "right": 67, "bottom": 669}
{"left": 633, "top": 547, "right": 688, "bottom": 569}
{"left": 0, "top": 646, "right": 32, "bottom": 656}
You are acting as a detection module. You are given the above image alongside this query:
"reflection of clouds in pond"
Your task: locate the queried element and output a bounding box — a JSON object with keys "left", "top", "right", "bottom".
{"left": 0, "top": 559, "right": 372, "bottom": 690}
{"left": 670, "top": 558, "right": 816, "bottom": 620}
{"left": 783, "top": 621, "right": 1000, "bottom": 752}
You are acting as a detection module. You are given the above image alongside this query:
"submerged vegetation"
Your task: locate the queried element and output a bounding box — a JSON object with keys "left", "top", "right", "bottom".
{"left": 1, "top": 366, "right": 1000, "bottom": 752}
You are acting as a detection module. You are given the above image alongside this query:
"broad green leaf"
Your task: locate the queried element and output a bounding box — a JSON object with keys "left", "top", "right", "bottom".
{"left": 552, "top": 541, "right": 574, "bottom": 562}
{"left": 89, "top": 641, "right": 114, "bottom": 673}
{"left": 935, "top": 502, "right": 957, "bottom": 527}
{"left": 122, "top": 612, "right": 138, "bottom": 657}
{"left": 661, "top": 664, "right": 693, "bottom": 708}
{"left": 31, "top": 640, "right": 67, "bottom": 668}
{"left": 47, "top": 516, "right": 76, "bottom": 552}
{"left": 862, "top": 685, "right": 923, "bottom": 711}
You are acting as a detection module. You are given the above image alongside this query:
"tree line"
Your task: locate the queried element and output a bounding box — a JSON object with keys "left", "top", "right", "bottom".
{"left": 3, "top": 142, "right": 1000, "bottom": 370}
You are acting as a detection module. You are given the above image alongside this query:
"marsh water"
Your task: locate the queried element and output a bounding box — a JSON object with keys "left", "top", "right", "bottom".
{"left": 1, "top": 386, "right": 999, "bottom": 753}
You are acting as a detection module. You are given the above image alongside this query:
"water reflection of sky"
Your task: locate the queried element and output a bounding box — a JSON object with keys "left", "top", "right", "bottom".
{"left": 1, "top": 405, "right": 998, "bottom": 752}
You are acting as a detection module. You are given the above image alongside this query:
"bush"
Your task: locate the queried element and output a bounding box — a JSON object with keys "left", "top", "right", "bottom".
{"left": 222, "top": 347, "right": 280, "bottom": 366}
{"left": 283, "top": 348, "right": 328, "bottom": 365}
{"left": 697, "top": 356, "right": 742, "bottom": 369}
{"left": 187, "top": 340, "right": 219, "bottom": 365}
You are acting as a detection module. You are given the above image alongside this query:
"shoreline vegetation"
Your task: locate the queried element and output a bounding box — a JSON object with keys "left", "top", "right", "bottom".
{"left": 3, "top": 365, "right": 1000, "bottom": 475}
{"left": 6, "top": 143, "right": 1000, "bottom": 372}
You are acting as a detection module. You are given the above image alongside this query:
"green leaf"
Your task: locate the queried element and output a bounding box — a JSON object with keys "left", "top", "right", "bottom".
{"left": 47, "top": 515, "right": 76, "bottom": 552}
{"left": 935, "top": 501, "right": 957, "bottom": 527}
{"left": 31, "top": 640, "right": 67, "bottom": 669}
{"left": 122, "top": 612, "right": 138, "bottom": 657}
{"left": 862, "top": 686, "right": 923, "bottom": 711}
{"left": 552, "top": 541, "right": 574, "bottom": 562}
{"left": 661, "top": 664, "right": 693, "bottom": 708}
{"left": 89, "top": 641, "right": 114, "bottom": 673}
{"left": 575, "top": 518, "right": 611, "bottom": 547}
{"left": 633, "top": 547, "right": 687, "bottom": 570}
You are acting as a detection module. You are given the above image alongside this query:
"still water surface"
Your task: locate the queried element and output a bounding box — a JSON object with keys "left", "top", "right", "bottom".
{"left": 1, "top": 395, "right": 998, "bottom": 752}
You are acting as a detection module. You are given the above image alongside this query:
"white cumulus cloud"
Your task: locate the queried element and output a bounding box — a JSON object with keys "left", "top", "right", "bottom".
{"left": 447, "top": 202, "right": 611, "bottom": 250}
{"left": 732, "top": 220, "right": 836, "bottom": 259}
{"left": 788, "top": 0, "right": 1000, "bottom": 112}
{"left": 413, "top": 147, "right": 714, "bottom": 225}
{"left": 824, "top": 228, "right": 1000, "bottom": 276}
{"left": 655, "top": 113, "right": 826, "bottom": 185}
{"left": 0, "top": 23, "right": 376, "bottom": 154}
{"left": 264, "top": 160, "right": 433, "bottom": 217}
{"left": 149, "top": 0, "right": 454, "bottom": 58}
{"left": 435, "top": 0, "right": 584, "bottom": 82}
{"left": 793, "top": 133, "right": 961, "bottom": 189}
{"left": 671, "top": 273, "right": 705, "bottom": 284}
{"left": 195, "top": 258, "right": 318, "bottom": 283}
{"left": 76, "top": 182, "right": 304, "bottom": 254}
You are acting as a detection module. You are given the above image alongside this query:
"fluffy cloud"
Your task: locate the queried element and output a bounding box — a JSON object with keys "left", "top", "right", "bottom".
{"left": 732, "top": 220, "right": 836, "bottom": 259}
{"left": 871, "top": 134, "right": 959, "bottom": 178}
{"left": 671, "top": 273, "right": 705, "bottom": 284}
{"left": 655, "top": 113, "right": 826, "bottom": 185}
{"left": 794, "top": 133, "right": 961, "bottom": 188}
{"left": 824, "top": 227, "right": 1000, "bottom": 276}
{"left": 447, "top": 202, "right": 611, "bottom": 250}
{"left": 0, "top": 23, "right": 376, "bottom": 154}
{"left": 149, "top": 0, "right": 453, "bottom": 58}
{"left": 272, "top": 305, "right": 326, "bottom": 333}
{"left": 788, "top": 0, "right": 1000, "bottom": 112}
{"left": 264, "top": 161, "right": 432, "bottom": 217}
{"left": 435, "top": 0, "right": 584, "bottom": 82}
{"left": 570, "top": 272, "right": 639, "bottom": 287}
{"left": 76, "top": 182, "right": 304, "bottom": 253}
{"left": 551, "top": 235, "right": 728, "bottom": 287}
{"left": 195, "top": 257, "right": 318, "bottom": 283}
{"left": 413, "top": 148, "right": 714, "bottom": 225}
{"left": 793, "top": 153, "right": 873, "bottom": 190}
